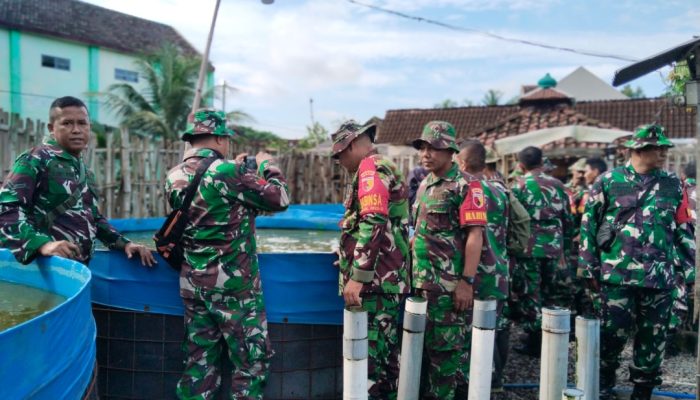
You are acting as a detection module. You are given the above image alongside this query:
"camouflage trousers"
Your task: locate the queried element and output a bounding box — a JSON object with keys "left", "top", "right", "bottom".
{"left": 418, "top": 289, "right": 469, "bottom": 400}
{"left": 510, "top": 257, "right": 572, "bottom": 334}
{"left": 599, "top": 284, "right": 672, "bottom": 386}
{"left": 176, "top": 292, "right": 273, "bottom": 400}
{"left": 362, "top": 293, "right": 401, "bottom": 400}
{"left": 669, "top": 278, "right": 690, "bottom": 333}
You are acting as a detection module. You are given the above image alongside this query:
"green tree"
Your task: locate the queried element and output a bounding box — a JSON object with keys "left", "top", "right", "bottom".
{"left": 481, "top": 89, "right": 503, "bottom": 106}
{"left": 101, "top": 44, "right": 206, "bottom": 140}
{"left": 298, "top": 122, "right": 329, "bottom": 149}
{"left": 621, "top": 84, "right": 646, "bottom": 99}
{"left": 663, "top": 61, "right": 691, "bottom": 97}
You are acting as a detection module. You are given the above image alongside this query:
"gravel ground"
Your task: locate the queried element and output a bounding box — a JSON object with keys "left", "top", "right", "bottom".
{"left": 494, "top": 326, "right": 697, "bottom": 399}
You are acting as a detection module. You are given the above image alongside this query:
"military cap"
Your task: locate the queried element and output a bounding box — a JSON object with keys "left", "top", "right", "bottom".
{"left": 181, "top": 108, "right": 236, "bottom": 141}
{"left": 569, "top": 157, "right": 587, "bottom": 172}
{"left": 623, "top": 124, "right": 674, "bottom": 149}
{"left": 331, "top": 120, "right": 377, "bottom": 158}
{"left": 485, "top": 146, "right": 500, "bottom": 163}
{"left": 412, "top": 121, "right": 459, "bottom": 152}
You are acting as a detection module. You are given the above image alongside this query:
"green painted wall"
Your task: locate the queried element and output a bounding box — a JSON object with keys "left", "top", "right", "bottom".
{"left": 88, "top": 46, "right": 99, "bottom": 121}
{"left": 0, "top": 29, "right": 10, "bottom": 113}
{"left": 98, "top": 49, "right": 148, "bottom": 127}
{"left": 9, "top": 30, "right": 21, "bottom": 115}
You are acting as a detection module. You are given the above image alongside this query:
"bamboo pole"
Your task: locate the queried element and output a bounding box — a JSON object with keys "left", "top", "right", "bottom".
{"left": 120, "top": 127, "right": 131, "bottom": 218}
{"left": 105, "top": 131, "right": 114, "bottom": 219}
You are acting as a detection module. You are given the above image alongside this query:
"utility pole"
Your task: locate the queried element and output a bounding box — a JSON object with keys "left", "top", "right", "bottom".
{"left": 192, "top": 0, "right": 222, "bottom": 113}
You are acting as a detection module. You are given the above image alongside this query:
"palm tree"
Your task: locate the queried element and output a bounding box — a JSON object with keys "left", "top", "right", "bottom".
{"left": 481, "top": 89, "right": 503, "bottom": 106}
{"left": 101, "top": 44, "right": 202, "bottom": 140}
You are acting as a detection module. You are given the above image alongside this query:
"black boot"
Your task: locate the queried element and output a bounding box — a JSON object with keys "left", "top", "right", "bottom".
{"left": 630, "top": 384, "right": 654, "bottom": 400}
{"left": 491, "top": 328, "right": 510, "bottom": 392}
{"left": 513, "top": 331, "right": 541, "bottom": 357}
{"left": 599, "top": 370, "right": 616, "bottom": 400}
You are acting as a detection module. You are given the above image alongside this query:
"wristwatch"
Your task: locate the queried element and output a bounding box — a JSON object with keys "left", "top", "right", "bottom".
{"left": 460, "top": 275, "right": 475, "bottom": 285}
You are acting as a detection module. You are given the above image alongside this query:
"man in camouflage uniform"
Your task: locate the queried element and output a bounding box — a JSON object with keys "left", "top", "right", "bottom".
{"left": 456, "top": 140, "right": 510, "bottom": 392}
{"left": 579, "top": 125, "right": 695, "bottom": 399}
{"left": 331, "top": 120, "right": 409, "bottom": 400}
{"left": 411, "top": 121, "right": 486, "bottom": 399}
{"left": 510, "top": 146, "right": 574, "bottom": 356}
{"left": 0, "top": 96, "right": 154, "bottom": 266}
{"left": 567, "top": 157, "right": 587, "bottom": 223}
{"left": 165, "top": 109, "right": 289, "bottom": 400}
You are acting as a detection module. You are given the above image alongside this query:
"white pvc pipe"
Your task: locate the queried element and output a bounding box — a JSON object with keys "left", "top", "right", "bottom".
{"left": 562, "top": 388, "right": 585, "bottom": 400}
{"left": 468, "top": 299, "right": 497, "bottom": 400}
{"left": 344, "top": 306, "right": 368, "bottom": 400}
{"left": 397, "top": 297, "right": 428, "bottom": 400}
{"left": 575, "top": 317, "right": 600, "bottom": 400}
{"left": 540, "top": 307, "right": 571, "bottom": 400}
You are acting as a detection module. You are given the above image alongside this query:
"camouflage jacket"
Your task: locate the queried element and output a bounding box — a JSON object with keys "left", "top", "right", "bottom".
{"left": 338, "top": 152, "right": 409, "bottom": 294}
{"left": 512, "top": 168, "right": 574, "bottom": 259}
{"left": 476, "top": 174, "right": 509, "bottom": 300}
{"left": 165, "top": 148, "right": 289, "bottom": 299}
{"left": 578, "top": 163, "right": 695, "bottom": 288}
{"left": 567, "top": 181, "right": 587, "bottom": 229}
{"left": 0, "top": 138, "right": 129, "bottom": 264}
{"left": 412, "top": 163, "right": 487, "bottom": 293}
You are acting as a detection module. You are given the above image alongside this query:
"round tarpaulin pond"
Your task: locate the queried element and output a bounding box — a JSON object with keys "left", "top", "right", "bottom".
{"left": 0, "top": 249, "right": 95, "bottom": 400}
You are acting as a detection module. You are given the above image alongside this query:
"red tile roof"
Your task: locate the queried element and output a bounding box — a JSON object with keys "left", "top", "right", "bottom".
{"left": 375, "top": 98, "right": 696, "bottom": 145}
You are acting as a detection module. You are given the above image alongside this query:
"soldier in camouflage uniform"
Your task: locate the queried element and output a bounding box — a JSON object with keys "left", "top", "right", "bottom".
{"left": 0, "top": 96, "right": 154, "bottom": 266}
{"left": 411, "top": 121, "right": 486, "bottom": 399}
{"left": 578, "top": 125, "right": 695, "bottom": 399}
{"left": 165, "top": 109, "right": 289, "bottom": 400}
{"left": 456, "top": 140, "right": 511, "bottom": 392}
{"left": 510, "top": 146, "right": 574, "bottom": 356}
{"left": 567, "top": 157, "right": 587, "bottom": 222}
{"left": 331, "top": 120, "right": 409, "bottom": 400}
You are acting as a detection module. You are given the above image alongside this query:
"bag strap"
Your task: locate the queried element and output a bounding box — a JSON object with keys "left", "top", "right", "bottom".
{"left": 39, "top": 160, "right": 87, "bottom": 229}
{"left": 614, "top": 177, "right": 658, "bottom": 227}
{"left": 177, "top": 152, "right": 221, "bottom": 213}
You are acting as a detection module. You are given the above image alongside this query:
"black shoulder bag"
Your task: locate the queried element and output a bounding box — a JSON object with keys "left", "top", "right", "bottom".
{"left": 596, "top": 177, "right": 657, "bottom": 252}
{"left": 154, "top": 154, "right": 219, "bottom": 271}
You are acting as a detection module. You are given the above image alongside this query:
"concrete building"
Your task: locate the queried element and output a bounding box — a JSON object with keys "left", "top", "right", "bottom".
{"left": 0, "top": 0, "right": 212, "bottom": 127}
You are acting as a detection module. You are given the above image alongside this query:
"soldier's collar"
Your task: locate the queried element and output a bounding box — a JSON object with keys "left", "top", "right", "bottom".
{"left": 183, "top": 147, "right": 219, "bottom": 161}
{"left": 428, "top": 162, "right": 459, "bottom": 184}
{"left": 624, "top": 161, "right": 662, "bottom": 179}
{"left": 44, "top": 137, "right": 82, "bottom": 162}
{"left": 686, "top": 178, "right": 696, "bottom": 186}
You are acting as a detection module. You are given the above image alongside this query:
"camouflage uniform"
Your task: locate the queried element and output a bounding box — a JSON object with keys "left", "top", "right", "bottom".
{"left": 411, "top": 121, "right": 487, "bottom": 399}
{"left": 165, "top": 110, "right": 290, "bottom": 400}
{"left": 567, "top": 158, "right": 592, "bottom": 317}
{"left": 511, "top": 167, "right": 574, "bottom": 334}
{"left": 0, "top": 137, "right": 130, "bottom": 264}
{"left": 670, "top": 177, "right": 697, "bottom": 333}
{"left": 331, "top": 121, "right": 410, "bottom": 400}
{"left": 578, "top": 125, "right": 695, "bottom": 387}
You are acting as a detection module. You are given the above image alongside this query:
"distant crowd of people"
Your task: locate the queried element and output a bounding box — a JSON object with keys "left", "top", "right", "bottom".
{"left": 0, "top": 96, "right": 694, "bottom": 400}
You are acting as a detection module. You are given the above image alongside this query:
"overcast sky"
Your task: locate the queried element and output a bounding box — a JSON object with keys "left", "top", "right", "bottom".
{"left": 85, "top": 0, "right": 699, "bottom": 139}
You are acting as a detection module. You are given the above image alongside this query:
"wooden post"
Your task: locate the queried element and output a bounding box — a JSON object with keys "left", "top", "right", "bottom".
{"left": 105, "top": 131, "right": 114, "bottom": 219}
{"left": 120, "top": 127, "right": 132, "bottom": 218}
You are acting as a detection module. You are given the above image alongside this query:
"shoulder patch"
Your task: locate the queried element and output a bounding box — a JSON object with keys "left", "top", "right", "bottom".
{"left": 460, "top": 180, "right": 486, "bottom": 226}
{"left": 357, "top": 157, "right": 389, "bottom": 216}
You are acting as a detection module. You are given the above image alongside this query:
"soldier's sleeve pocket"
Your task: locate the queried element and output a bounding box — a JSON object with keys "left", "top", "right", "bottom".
{"left": 425, "top": 203, "right": 453, "bottom": 231}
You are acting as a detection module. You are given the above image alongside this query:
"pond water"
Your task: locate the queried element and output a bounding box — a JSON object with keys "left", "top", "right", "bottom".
{"left": 111, "top": 229, "right": 340, "bottom": 253}
{"left": 0, "top": 281, "right": 66, "bottom": 331}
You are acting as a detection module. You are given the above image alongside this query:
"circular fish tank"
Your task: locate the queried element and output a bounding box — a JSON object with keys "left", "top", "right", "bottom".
{"left": 0, "top": 249, "right": 96, "bottom": 400}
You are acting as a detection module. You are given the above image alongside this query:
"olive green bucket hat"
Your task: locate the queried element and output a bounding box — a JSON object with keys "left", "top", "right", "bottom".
{"left": 485, "top": 146, "right": 500, "bottom": 163}
{"left": 623, "top": 124, "right": 674, "bottom": 149}
{"left": 181, "top": 108, "right": 236, "bottom": 141}
{"left": 412, "top": 120, "right": 459, "bottom": 152}
{"left": 331, "top": 120, "right": 377, "bottom": 159}
{"left": 569, "top": 157, "right": 587, "bottom": 172}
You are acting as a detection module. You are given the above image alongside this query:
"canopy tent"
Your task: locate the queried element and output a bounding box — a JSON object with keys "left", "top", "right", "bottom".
{"left": 493, "top": 125, "right": 634, "bottom": 156}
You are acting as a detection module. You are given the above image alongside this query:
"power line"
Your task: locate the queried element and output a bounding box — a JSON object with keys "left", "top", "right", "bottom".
{"left": 345, "top": 0, "right": 639, "bottom": 63}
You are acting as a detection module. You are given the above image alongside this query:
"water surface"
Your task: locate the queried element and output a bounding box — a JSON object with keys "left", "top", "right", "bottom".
{"left": 0, "top": 281, "right": 66, "bottom": 331}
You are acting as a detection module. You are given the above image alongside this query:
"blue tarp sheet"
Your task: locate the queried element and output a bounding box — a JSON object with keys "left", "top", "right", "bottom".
{"left": 0, "top": 249, "right": 95, "bottom": 400}
{"left": 89, "top": 251, "right": 345, "bottom": 325}
{"left": 108, "top": 203, "right": 344, "bottom": 233}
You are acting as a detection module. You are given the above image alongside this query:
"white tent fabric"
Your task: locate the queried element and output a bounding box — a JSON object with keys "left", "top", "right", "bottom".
{"left": 493, "top": 125, "right": 633, "bottom": 155}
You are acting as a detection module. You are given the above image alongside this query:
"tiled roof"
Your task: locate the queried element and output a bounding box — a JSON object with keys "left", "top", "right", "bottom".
{"left": 0, "top": 0, "right": 207, "bottom": 63}
{"left": 375, "top": 97, "right": 696, "bottom": 145}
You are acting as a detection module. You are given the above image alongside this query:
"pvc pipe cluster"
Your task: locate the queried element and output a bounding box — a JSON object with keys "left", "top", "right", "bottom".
{"left": 343, "top": 306, "right": 368, "bottom": 400}
{"left": 397, "top": 297, "right": 427, "bottom": 400}
{"left": 468, "top": 299, "right": 498, "bottom": 400}
{"left": 540, "top": 307, "right": 571, "bottom": 400}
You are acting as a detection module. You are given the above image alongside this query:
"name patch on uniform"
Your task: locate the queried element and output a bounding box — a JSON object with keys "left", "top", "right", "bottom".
{"left": 460, "top": 181, "right": 487, "bottom": 226}
{"left": 357, "top": 158, "right": 389, "bottom": 216}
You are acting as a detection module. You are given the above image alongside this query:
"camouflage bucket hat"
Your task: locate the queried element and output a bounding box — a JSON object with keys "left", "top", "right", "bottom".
{"left": 412, "top": 120, "right": 459, "bottom": 152}
{"left": 623, "top": 124, "right": 674, "bottom": 149}
{"left": 181, "top": 108, "right": 236, "bottom": 141}
{"left": 485, "top": 146, "right": 500, "bottom": 163}
{"left": 569, "top": 157, "right": 587, "bottom": 172}
{"left": 331, "top": 120, "right": 377, "bottom": 158}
